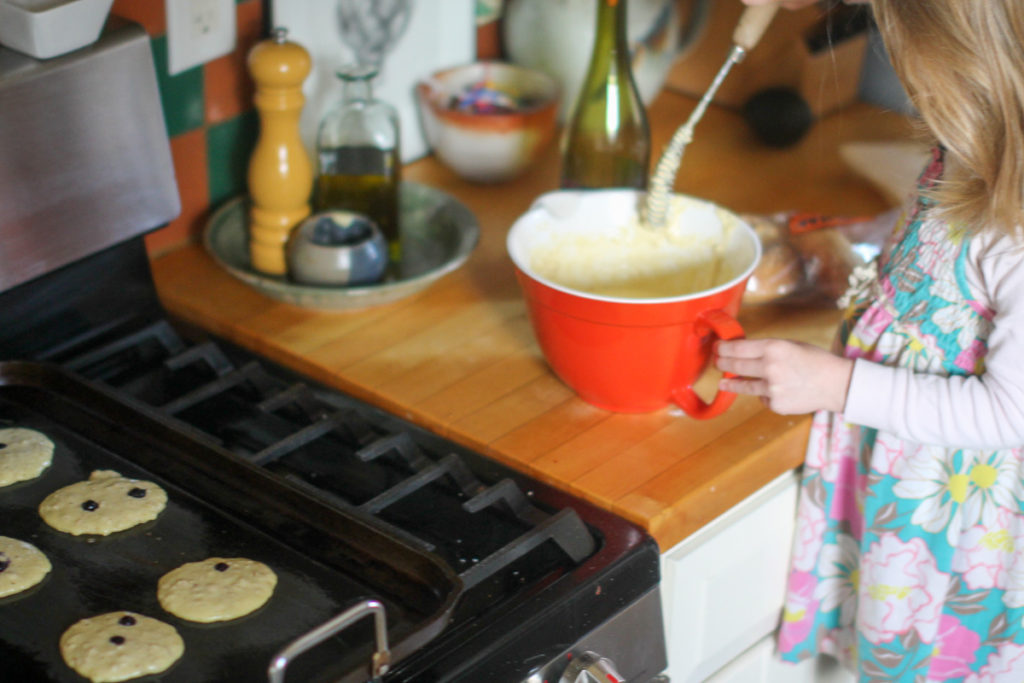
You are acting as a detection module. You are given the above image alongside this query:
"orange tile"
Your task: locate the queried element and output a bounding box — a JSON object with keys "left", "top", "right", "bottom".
{"left": 145, "top": 211, "right": 188, "bottom": 255}
{"left": 111, "top": 0, "right": 166, "bottom": 37}
{"left": 205, "top": 0, "right": 263, "bottom": 124}
{"left": 146, "top": 128, "right": 209, "bottom": 255}
{"left": 475, "top": 21, "right": 501, "bottom": 60}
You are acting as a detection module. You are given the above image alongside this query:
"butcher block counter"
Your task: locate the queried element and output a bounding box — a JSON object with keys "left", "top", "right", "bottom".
{"left": 151, "top": 90, "right": 914, "bottom": 552}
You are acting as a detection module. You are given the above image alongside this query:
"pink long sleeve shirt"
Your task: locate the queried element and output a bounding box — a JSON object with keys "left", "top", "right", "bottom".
{"left": 844, "top": 230, "right": 1024, "bottom": 448}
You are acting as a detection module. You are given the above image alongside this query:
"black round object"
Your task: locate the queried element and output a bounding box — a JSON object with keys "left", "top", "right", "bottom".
{"left": 742, "top": 87, "right": 815, "bottom": 148}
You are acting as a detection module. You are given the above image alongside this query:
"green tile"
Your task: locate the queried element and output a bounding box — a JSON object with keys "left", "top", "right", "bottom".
{"left": 207, "top": 111, "right": 259, "bottom": 206}
{"left": 150, "top": 35, "right": 205, "bottom": 137}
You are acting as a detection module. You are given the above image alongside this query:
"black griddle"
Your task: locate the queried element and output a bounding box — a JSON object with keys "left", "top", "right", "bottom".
{"left": 0, "top": 361, "right": 460, "bottom": 683}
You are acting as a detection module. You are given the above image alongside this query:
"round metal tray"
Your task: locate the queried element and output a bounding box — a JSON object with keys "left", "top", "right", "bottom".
{"left": 204, "top": 182, "right": 479, "bottom": 311}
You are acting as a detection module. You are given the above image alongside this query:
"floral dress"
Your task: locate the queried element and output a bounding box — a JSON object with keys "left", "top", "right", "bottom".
{"left": 778, "top": 148, "right": 1024, "bottom": 681}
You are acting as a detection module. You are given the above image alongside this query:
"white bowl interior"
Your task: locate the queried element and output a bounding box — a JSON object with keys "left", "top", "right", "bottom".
{"left": 507, "top": 189, "right": 761, "bottom": 302}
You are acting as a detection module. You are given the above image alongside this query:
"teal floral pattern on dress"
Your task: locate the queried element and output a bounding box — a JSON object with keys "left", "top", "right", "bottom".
{"left": 778, "top": 148, "right": 1024, "bottom": 681}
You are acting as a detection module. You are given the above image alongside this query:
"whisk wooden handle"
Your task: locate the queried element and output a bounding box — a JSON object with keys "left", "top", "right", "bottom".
{"left": 733, "top": 3, "right": 780, "bottom": 52}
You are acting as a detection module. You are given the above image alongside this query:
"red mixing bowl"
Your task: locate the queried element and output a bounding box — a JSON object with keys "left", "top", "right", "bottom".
{"left": 507, "top": 190, "right": 761, "bottom": 417}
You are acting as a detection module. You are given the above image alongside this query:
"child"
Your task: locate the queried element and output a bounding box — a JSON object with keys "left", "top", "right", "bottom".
{"left": 718, "top": 0, "right": 1024, "bottom": 679}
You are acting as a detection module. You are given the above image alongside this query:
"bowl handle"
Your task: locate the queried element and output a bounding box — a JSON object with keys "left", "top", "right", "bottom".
{"left": 672, "top": 309, "right": 744, "bottom": 419}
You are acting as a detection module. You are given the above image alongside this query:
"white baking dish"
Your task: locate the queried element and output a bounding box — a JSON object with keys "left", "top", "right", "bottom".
{"left": 0, "top": 0, "right": 114, "bottom": 59}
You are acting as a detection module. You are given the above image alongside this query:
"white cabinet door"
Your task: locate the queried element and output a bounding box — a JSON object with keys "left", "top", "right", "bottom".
{"left": 660, "top": 472, "right": 800, "bottom": 683}
{"left": 705, "top": 635, "right": 854, "bottom": 683}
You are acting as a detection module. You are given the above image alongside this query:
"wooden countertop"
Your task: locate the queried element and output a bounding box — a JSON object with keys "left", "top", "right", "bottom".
{"left": 151, "top": 90, "right": 913, "bottom": 551}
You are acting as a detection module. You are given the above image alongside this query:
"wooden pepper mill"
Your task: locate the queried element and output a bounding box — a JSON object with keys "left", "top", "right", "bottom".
{"left": 247, "top": 27, "right": 313, "bottom": 275}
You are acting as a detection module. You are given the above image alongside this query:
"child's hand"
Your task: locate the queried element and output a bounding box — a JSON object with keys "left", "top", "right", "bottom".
{"left": 715, "top": 339, "right": 855, "bottom": 414}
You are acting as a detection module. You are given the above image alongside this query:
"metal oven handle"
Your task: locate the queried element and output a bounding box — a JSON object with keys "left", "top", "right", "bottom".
{"left": 267, "top": 598, "right": 392, "bottom": 683}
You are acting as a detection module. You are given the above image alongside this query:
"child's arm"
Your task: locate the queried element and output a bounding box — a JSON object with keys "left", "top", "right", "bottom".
{"left": 843, "top": 359, "right": 1024, "bottom": 448}
{"left": 717, "top": 232, "right": 1024, "bottom": 448}
{"left": 841, "top": 232, "right": 1024, "bottom": 448}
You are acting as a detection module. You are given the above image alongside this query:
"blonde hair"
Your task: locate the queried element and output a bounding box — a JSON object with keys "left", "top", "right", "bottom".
{"left": 870, "top": 0, "right": 1024, "bottom": 234}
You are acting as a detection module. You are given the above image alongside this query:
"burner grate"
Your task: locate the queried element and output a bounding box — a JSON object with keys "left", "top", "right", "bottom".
{"left": 61, "top": 319, "right": 186, "bottom": 373}
{"left": 61, "top": 321, "right": 599, "bottom": 610}
{"left": 251, "top": 409, "right": 362, "bottom": 466}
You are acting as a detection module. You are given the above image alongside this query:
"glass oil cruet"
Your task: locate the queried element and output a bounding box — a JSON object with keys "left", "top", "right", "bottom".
{"left": 314, "top": 0, "right": 411, "bottom": 265}
{"left": 315, "top": 64, "right": 401, "bottom": 262}
{"left": 560, "top": 0, "right": 651, "bottom": 190}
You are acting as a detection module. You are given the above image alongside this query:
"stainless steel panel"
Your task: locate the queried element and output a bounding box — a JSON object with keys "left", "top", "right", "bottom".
{"left": 0, "top": 19, "right": 180, "bottom": 292}
{"left": 525, "top": 588, "right": 668, "bottom": 683}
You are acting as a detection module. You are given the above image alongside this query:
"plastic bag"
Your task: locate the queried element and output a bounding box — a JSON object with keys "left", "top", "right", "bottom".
{"left": 742, "top": 209, "right": 897, "bottom": 306}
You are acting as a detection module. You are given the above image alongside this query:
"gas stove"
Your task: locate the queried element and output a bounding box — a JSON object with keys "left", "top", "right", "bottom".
{"left": 0, "top": 20, "right": 666, "bottom": 683}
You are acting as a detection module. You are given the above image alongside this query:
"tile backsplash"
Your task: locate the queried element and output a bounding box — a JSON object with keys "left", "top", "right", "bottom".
{"left": 120, "top": 0, "right": 493, "bottom": 258}
{"left": 111, "top": 0, "right": 265, "bottom": 257}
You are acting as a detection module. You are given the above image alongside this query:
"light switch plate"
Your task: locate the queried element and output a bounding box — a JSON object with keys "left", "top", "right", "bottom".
{"left": 166, "top": 0, "right": 236, "bottom": 76}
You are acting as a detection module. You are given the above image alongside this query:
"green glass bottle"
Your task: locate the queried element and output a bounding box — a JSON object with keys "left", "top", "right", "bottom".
{"left": 560, "top": 0, "right": 651, "bottom": 190}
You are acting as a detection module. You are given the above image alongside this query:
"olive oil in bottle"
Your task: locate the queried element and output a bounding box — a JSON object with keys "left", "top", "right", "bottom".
{"left": 560, "top": 0, "right": 650, "bottom": 190}
{"left": 316, "top": 144, "right": 399, "bottom": 255}
{"left": 315, "top": 65, "right": 402, "bottom": 261}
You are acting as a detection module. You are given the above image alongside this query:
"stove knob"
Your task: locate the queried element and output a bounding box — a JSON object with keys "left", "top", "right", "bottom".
{"left": 560, "top": 651, "right": 626, "bottom": 683}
